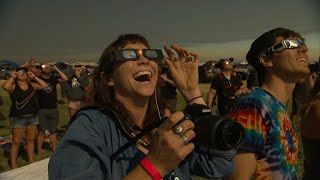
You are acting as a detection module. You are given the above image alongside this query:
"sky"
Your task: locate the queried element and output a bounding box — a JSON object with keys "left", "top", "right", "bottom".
{"left": 0, "top": 0, "right": 319, "bottom": 64}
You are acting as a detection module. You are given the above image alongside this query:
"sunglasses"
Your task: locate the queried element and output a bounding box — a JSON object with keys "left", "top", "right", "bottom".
{"left": 16, "top": 70, "right": 27, "bottom": 74}
{"left": 114, "top": 49, "right": 164, "bottom": 63}
{"left": 262, "top": 38, "right": 307, "bottom": 55}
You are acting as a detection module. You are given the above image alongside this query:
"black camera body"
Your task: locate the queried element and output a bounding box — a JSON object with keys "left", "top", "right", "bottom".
{"left": 309, "top": 62, "right": 320, "bottom": 73}
{"left": 183, "top": 104, "right": 245, "bottom": 151}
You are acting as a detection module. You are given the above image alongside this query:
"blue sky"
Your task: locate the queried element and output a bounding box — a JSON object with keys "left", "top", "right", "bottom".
{"left": 0, "top": 0, "right": 319, "bottom": 64}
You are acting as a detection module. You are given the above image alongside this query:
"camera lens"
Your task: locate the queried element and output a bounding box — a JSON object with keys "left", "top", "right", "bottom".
{"left": 222, "top": 122, "right": 245, "bottom": 150}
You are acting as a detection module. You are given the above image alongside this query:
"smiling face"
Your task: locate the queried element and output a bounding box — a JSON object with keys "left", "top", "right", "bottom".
{"left": 107, "top": 43, "right": 159, "bottom": 99}
{"left": 269, "top": 36, "right": 310, "bottom": 81}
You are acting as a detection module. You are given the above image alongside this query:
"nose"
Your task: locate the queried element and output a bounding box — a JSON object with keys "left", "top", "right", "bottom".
{"left": 137, "top": 55, "right": 150, "bottom": 65}
{"left": 298, "top": 45, "right": 308, "bottom": 53}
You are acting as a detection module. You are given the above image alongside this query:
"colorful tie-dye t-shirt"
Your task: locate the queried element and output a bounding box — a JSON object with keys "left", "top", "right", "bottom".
{"left": 228, "top": 88, "right": 299, "bottom": 179}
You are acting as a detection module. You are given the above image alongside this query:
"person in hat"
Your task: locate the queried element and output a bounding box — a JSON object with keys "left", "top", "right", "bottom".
{"left": 2, "top": 66, "right": 48, "bottom": 169}
{"left": 207, "top": 58, "right": 248, "bottom": 116}
{"left": 226, "top": 27, "right": 310, "bottom": 179}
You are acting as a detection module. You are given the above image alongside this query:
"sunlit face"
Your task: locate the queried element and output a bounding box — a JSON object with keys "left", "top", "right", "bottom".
{"left": 108, "top": 43, "right": 159, "bottom": 99}
{"left": 269, "top": 36, "right": 309, "bottom": 81}
{"left": 222, "top": 60, "right": 233, "bottom": 71}
{"left": 41, "top": 65, "right": 53, "bottom": 74}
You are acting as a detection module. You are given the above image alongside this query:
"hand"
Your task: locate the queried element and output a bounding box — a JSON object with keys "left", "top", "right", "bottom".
{"left": 10, "top": 72, "right": 18, "bottom": 79}
{"left": 27, "top": 71, "right": 36, "bottom": 79}
{"left": 75, "top": 68, "right": 82, "bottom": 77}
{"left": 235, "top": 89, "right": 242, "bottom": 97}
{"left": 163, "top": 45, "right": 201, "bottom": 100}
{"left": 160, "top": 74, "right": 168, "bottom": 81}
{"left": 50, "top": 64, "right": 58, "bottom": 71}
{"left": 147, "top": 112, "right": 195, "bottom": 176}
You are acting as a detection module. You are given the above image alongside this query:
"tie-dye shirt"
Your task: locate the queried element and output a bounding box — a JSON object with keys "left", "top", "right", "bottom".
{"left": 228, "top": 88, "right": 299, "bottom": 180}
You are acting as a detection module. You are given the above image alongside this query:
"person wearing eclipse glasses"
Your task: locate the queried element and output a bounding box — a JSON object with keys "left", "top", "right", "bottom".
{"left": 207, "top": 58, "right": 249, "bottom": 116}
{"left": 65, "top": 63, "right": 90, "bottom": 118}
{"left": 49, "top": 34, "right": 235, "bottom": 179}
{"left": 225, "top": 28, "right": 310, "bottom": 179}
{"left": 36, "top": 63, "right": 68, "bottom": 158}
{"left": 2, "top": 66, "right": 48, "bottom": 169}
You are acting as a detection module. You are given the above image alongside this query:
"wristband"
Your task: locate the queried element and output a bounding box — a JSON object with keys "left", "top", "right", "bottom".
{"left": 140, "top": 158, "right": 162, "bottom": 180}
{"left": 186, "top": 95, "right": 202, "bottom": 104}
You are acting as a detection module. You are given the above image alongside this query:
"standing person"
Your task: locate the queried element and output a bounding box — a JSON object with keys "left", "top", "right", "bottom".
{"left": 49, "top": 34, "right": 235, "bottom": 179}
{"left": 66, "top": 64, "right": 89, "bottom": 118}
{"left": 36, "top": 63, "right": 68, "bottom": 158}
{"left": 300, "top": 76, "right": 320, "bottom": 180}
{"left": 207, "top": 58, "right": 248, "bottom": 116}
{"left": 2, "top": 67, "right": 47, "bottom": 169}
{"left": 226, "top": 28, "right": 310, "bottom": 179}
{"left": 21, "top": 59, "right": 41, "bottom": 77}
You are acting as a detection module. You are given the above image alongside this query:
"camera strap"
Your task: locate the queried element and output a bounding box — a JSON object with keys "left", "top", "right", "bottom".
{"left": 67, "top": 105, "right": 166, "bottom": 161}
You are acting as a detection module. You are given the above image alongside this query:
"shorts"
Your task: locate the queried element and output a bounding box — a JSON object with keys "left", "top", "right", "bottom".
{"left": 10, "top": 115, "right": 39, "bottom": 128}
{"left": 68, "top": 100, "right": 83, "bottom": 110}
{"left": 38, "top": 108, "right": 59, "bottom": 133}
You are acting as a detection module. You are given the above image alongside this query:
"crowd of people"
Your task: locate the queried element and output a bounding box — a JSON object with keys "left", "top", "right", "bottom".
{"left": 0, "top": 27, "right": 319, "bottom": 179}
{"left": 1, "top": 61, "right": 90, "bottom": 169}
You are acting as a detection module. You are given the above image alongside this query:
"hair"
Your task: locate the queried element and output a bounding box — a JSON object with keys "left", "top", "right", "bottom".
{"left": 300, "top": 77, "right": 320, "bottom": 121}
{"left": 246, "top": 27, "right": 303, "bottom": 85}
{"left": 89, "top": 34, "right": 163, "bottom": 128}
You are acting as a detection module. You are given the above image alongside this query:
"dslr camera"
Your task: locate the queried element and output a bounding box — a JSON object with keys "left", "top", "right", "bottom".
{"left": 309, "top": 61, "right": 320, "bottom": 73}
{"left": 183, "top": 104, "right": 245, "bottom": 151}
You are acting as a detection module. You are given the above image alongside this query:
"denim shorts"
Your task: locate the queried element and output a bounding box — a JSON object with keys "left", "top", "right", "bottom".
{"left": 10, "top": 115, "right": 39, "bottom": 128}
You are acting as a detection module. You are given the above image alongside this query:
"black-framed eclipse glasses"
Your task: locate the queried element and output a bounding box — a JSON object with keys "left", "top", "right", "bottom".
{"left": 114, "top": 49, "right": 164, "bottom": 63}
{"left": 261, "top": 38, "right": 307, "bottom": 55}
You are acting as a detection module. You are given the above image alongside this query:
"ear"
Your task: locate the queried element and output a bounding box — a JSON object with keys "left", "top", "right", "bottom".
{"left": 259, "top": 55, "right": 273, "bottom": 67}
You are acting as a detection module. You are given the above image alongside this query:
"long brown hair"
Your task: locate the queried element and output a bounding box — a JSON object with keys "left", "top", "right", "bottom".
{"left": 89, "top": 34, "right": 164, "bottom": 128}
{"left": 300, "top": 77, "right": 320, "bottom": 120}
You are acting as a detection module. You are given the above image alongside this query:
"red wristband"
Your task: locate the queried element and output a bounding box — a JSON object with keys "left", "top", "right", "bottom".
{"left": 140, "top": 157, "right": 162, "bottom": 180}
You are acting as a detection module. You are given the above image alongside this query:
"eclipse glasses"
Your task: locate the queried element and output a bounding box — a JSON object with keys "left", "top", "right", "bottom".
{"left": 114, "top": 49, "right": 164, "bottom": 63}
{"left": 262, "top": 38, "right": 307, "bottom": 55}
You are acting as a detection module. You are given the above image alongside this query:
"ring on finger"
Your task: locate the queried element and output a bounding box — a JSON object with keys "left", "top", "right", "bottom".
{"left": 173, "top": 125, "right": 183, "bottom": 135}
{"left": 180, "top": 134, "right": 189, "bottom": 145}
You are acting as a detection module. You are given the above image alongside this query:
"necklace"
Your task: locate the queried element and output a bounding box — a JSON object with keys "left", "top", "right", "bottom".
{"left": 119, "top": 118, "right": 150, "bottom": 149}
{"left": 15, "top": 90, "right": 35, "bottom": 109}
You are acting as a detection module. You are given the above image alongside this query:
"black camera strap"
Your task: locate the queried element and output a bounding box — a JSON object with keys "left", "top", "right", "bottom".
{"left": 67, "top": 105, "right": 166, "bottom": 161}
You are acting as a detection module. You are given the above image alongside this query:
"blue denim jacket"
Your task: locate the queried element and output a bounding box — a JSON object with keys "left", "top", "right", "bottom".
{"left": 49, "top": 109, "right": 235, "bottom": 180}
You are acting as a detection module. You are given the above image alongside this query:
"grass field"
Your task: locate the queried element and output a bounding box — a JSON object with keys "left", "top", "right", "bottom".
{"left": 0, "top": 81, "right": 304, "bottom": 179}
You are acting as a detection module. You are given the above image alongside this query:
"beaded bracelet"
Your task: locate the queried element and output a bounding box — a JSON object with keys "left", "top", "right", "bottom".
{"left": 186, "top": 95, "right": 202, "bottom": 104}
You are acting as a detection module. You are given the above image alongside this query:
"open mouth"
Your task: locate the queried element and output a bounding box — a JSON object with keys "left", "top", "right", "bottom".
{"left": 297, "top": 57, "right": 307, "bottom": 62}
{"left": 133, "top": 71, "right": 152, "bottom": 82}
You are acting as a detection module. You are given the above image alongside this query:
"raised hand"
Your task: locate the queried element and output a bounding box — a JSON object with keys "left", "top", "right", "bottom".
{"left": 27, "top": 71, "right": 36, "bottom": 79}
{"left": 163, "top": 45, "right": 203, "bottom": 102}
{"left": 11, "top": 72, "right": 18, "bottom": 79}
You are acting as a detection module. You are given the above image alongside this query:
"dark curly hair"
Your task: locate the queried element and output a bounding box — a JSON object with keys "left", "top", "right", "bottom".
{"left": 246, "top": 28, "right": 303, "bottom": 86}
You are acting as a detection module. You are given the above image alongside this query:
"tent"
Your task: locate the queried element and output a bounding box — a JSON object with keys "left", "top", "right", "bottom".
{"left": 0, "top": 60, "right": 20, "bottom": 68}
